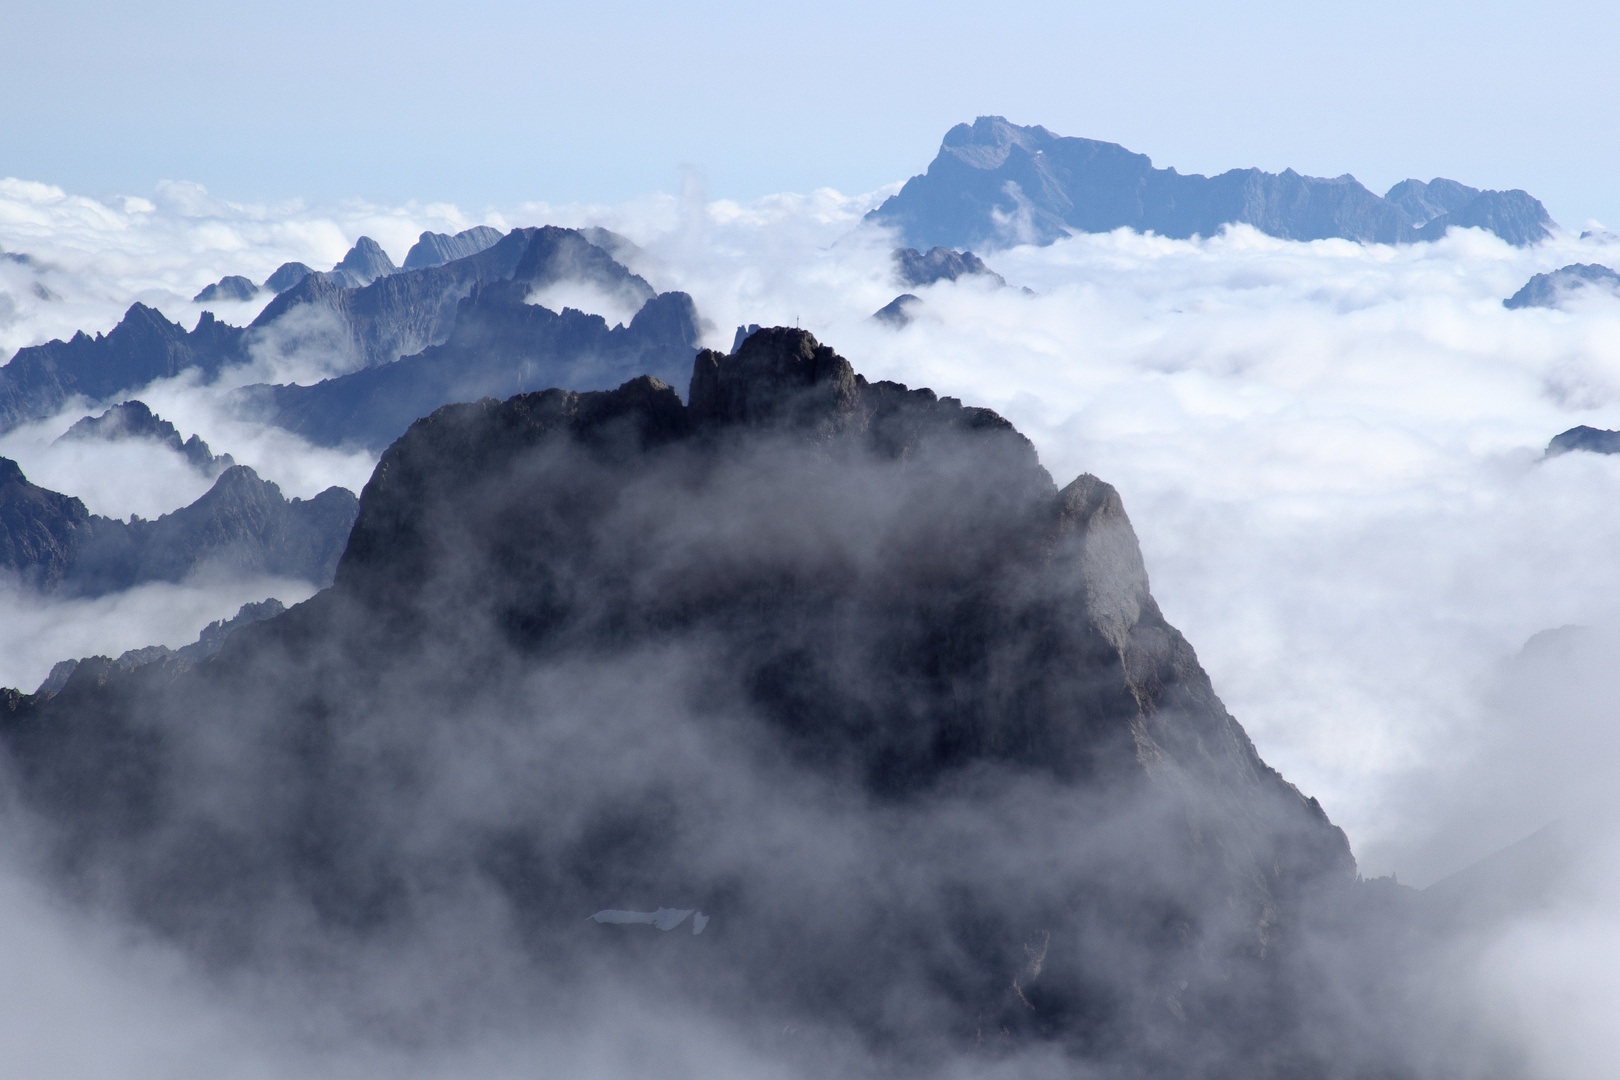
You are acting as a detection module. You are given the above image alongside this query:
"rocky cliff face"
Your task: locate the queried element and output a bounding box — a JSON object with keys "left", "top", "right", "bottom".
{"left": 0, "top": 456, "right": 356, "bottom": 595}
{"left": 0, "top": 329, "right": 1451, "bottom": 1077}
{"left": 870, "top": 116, "right": 1553, "bottom": 250}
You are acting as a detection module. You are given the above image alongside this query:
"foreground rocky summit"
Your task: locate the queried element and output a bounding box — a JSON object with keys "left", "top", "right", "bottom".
{"left": 0, "top": 329, "right": 1462, "bottom": 1076}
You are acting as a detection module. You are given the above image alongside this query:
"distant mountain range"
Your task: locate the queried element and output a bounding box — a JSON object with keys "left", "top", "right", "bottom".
{"left": 0, "top": 226, "right": 701, "bottom": 447}
{"left": 0, "top": 455, "right": 355, "bottom": 596}
{"left": 193, "top": 226, "right": 507, "bottom": 302}
{"left": 869, "top": 116, "right": 1554, "bottom": 250}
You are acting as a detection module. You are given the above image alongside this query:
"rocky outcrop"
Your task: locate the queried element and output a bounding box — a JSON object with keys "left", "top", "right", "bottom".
{"left": 1506, "top": 263, "right": 1620, "bottom": 309}
{"left": 401, "top": 226, "right": 504, "bottom": 269}
{"left": 870, "top": 116, "right": 1553, "bottom": 250}
{"left": 0, "top": 328, "right": 1444, "bottom": 1077}
{"left": 239, "top": 281, "right": 703, "bottom": 450}
{"left": 192, "top": 275, "right": 260, "bottom": 303}
{"left": 0, "top": 456, "right": 356, "bottom": 595}
{"left": 894, "top": 246, "right": 1005, "bottom": 287}
{"left": 58, "top": 399, "right": 234, "bottom": 476}
{"left": 0, "top": 307, "right": 245, "bottom": 433}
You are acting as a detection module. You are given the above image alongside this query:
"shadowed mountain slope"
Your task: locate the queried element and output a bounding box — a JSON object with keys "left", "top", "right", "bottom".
{"left": 0, "top": 328, "right": 1495, "bottom": 1077}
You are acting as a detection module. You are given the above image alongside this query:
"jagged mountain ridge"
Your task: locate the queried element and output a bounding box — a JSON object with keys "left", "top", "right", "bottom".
{"left": 0, "top": 456, "right": 356, "bottom": 595}
{"left": 0, "top": 226, "right": 667, "bottom": 437}
{"left": 58, "top": 399, "right": 233, "bottom": 476}
{"left": 240, "top": 280, "right": 703, "bottom": 450}
{"left": 0, "top": 328, "right": 1461, "bottom": 1078}
{"left": 870, "top": 116, "right": 1553, "bottom": 250}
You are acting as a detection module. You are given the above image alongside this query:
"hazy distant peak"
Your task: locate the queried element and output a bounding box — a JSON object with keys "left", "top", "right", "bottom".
{"left": 1504, "top": 263, "right": 1620, "bottom": 309}
{"left": 262, "top": 261, "right": 315, "bottom": 293}
{"left": 1385, "top": 177, "right": 1481, "bottom": 224}
{"left": 193, "top": 274, "right": 260, "bottom": 303}
{"left": 893, "top": 246, "right": 1005, "bottom": 288}
{"left": 872, "top": 117, "right": 1554, "bottom": 250}
{"left": 329, "top": 236, "right": 397, "bottom": 287}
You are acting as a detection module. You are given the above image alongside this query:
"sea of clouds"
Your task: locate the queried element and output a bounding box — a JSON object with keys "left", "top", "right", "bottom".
{"left": 6, "top": 172, "right": 1620, "bottom": 1077}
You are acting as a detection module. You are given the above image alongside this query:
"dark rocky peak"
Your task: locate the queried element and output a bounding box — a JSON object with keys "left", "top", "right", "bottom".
{"left": 730, "top": 323, "right": 762, "bottom": 352}
{"left": 328, "top": 236, "right": 397, "bottom": 287}
{"left": 0, "top": 304, "right": 246, "bottom": 434}
{"left": 1546, "top": 424, "right": 1620, "bottom": 456}
{"left": 401, "top": 226, "right": 504, "bottom": 270}
{"left": 688, "top": 327, "right": 864, "bottom": 436}
{"left": 871, "top": 115, "right": 1551, "bottom": 250}
{"left": 192, "top": 275, "right": 260, "bottom": 303}
{"left": 1506, "top": 263, "right": 1620, "bottom": 309}
{"left": 262, "top": 261, "right": 315, "bottom": 294}
{"left": 0, "top": 326, "right": 1449, "bottom": 1077}
{"left": 57, "top": 399, "right": 233, "bottom": 476}
{"left": 893, "top": 246, "right": 1005, "bottom": 288}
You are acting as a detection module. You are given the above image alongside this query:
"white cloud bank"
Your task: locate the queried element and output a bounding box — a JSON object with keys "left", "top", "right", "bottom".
{"left": 9, "top": 176, "right": 1620, "bottom": 1078}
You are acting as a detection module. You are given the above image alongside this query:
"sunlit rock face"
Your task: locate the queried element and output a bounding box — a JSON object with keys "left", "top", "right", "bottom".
{"left": 3, "top": 328, "right": 1440, "bottom": 1078}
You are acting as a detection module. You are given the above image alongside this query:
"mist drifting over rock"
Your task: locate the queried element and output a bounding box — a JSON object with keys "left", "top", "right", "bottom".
{"left": 0, "top": 329, "right": 1494, "bottom": 1077}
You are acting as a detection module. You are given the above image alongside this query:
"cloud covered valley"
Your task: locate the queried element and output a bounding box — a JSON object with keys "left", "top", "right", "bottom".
{"left": 6, "top": 172, "right": 1620, "bottom": 1078}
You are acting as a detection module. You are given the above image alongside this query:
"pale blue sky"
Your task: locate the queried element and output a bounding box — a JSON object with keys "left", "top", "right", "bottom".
{"left": 3, "top": 0, "right": 1618, "bottom": 226}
